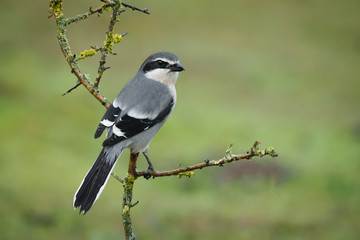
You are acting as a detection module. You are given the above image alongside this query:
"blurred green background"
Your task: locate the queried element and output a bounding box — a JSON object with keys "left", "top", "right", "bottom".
{"left": 1, "top": 0, "right": 360, "bottom": 239}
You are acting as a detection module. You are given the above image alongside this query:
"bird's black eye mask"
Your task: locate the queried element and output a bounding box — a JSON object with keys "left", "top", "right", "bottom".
{"left": 143, "top": 60, "right": 170, "bottom": 72}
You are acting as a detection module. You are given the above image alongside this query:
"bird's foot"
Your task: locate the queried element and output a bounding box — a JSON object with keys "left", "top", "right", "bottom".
{"left": 144, "top": 166, "right": 155, "bottom": 180}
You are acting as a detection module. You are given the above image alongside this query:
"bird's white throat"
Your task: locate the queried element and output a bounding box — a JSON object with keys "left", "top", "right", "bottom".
{"left": 145, "top": 68, "right": 179, "bottom": 86}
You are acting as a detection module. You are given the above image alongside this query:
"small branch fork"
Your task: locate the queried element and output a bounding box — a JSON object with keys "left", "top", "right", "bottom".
{"left": 49, "top": 0, "right": 149, "bottom": 109}
{"left": 56, "top": 1, "right": 149, "bottom": 26}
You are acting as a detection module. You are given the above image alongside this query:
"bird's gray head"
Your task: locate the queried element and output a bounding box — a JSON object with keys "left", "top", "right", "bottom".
{"left": 139, "top": 52, "right": 184, "bottom": 85}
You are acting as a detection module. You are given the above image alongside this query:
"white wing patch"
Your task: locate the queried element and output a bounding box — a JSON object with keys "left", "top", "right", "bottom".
{"left": 112, "top": 125, "right": 126, "bottom": 137}
{"left": 100, "top": 119, "right": 115, "bottom": 127}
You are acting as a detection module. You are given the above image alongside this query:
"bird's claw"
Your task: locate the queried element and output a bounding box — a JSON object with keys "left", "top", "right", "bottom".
{"left": 144, "top": 167, "right": 155, "bottom": 180}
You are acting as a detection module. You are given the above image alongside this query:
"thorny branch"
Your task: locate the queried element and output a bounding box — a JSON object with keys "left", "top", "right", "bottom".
{"left": 121, "top": 2, "right": 150, "bottom": 14}
{"left": 63, "top": 1, "right": 149, "bottom": 26}
{"left": 135, "top": 141, "right": 278, "bottom": 178}
{"left": 49, "top": 0, "right": 149, "bottom": 108}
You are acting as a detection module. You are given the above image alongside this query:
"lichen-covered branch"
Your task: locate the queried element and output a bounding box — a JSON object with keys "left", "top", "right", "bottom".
{"left": 63, "top": 1, "right": 149, "bottom": 26}
{"left": 136, "top": 141, "right": 278, "bottom": 178}
{"left": 121, "top": 2, "right": 150, "bottom": 14}
{"left": 63, "top": 4, "right": 111, "bottom": 26}
{"left": 121, "top": 153, "right": 139, "bottom": 240}
{"left": 95, "top": 0, "right": 125, "bottom": 88}
{"left": 115, "top": 142, "right": 277, "bottom": 240}
{"left": 101, "top": 0, "right": 150, "bottom": 15}
{"left": 49, "top": 0, "right": 111, "bottom": 108}
{"left": 49, "top": 0, "right": 145, "bottom": 108}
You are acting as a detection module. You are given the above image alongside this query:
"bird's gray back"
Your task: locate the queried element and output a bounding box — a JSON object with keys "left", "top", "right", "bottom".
{"left": 114, "top": 75, "right": 174, "bottom": 120}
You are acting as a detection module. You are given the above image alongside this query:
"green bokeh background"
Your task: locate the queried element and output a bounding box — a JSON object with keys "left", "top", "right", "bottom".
{"left": 1, "top": 0, "right": 360, "bottom": 239}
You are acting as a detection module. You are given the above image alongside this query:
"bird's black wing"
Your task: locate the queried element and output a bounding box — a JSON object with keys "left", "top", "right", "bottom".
{"left": 102, "top": 100, "right": 174, "bottom": 147}
{"left": 94, "top": 104, "right": 121, "bottom": 139}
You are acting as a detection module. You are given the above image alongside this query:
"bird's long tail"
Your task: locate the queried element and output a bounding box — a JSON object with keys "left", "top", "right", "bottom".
{"left": 73, "top": 147, "right": 122, "bottom": 214}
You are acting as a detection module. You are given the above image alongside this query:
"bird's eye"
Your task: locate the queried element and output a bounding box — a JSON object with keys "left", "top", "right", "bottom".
{"left": 157, "top": 60, "right": 166, "bottom": 66}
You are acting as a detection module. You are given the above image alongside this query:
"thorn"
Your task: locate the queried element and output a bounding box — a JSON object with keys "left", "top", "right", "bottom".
{"left": 48, "top": 11, "right": 54, "bottom": 19}
{"left": 122, "top": 32, "right": 129, "bottom": 37}
{"left": 130, "top": 200, "right": 139, "bottom": 208}
{"left": 253, "top": 141, "right": 261, "bottom": 149}
{"left": 62, "top": 82, "right": 81, "bottom": 96}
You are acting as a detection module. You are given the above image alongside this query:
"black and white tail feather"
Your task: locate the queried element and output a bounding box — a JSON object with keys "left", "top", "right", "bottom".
{"left": 73, "top": 52, "right": 184, "bottom": 214}
{"left": 73, "top": 148, "right": 121, "bottom": 214}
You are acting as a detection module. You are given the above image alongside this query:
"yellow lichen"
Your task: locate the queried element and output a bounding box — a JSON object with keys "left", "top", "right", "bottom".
{"left": 104, "top": 31, "right": 123, "bottom": 52}
{"left": 122, "top": 205, "right": 130, "bottom": 215}
{"left": 104, "top": 30, "right": 114, "bottom": 51}
{"left": 177, "top": 171, "right": 195, "bottom": 179}
{"left": 123, "top": 175, "right": 135, "bottom": 190}
{"left": 49, "top": 0, "right": 63, "bottom": 19}
{"left": 97, "top": 72, "right": 104, "bottom": 78}
{"left": 77, "top": 49, "right": 97, "bottom": 60}
{"left": 113, "top": 33, "right": 123, "bottom": 44}
{"left": 103, "top": 4, "right": 111, "bottom": 12}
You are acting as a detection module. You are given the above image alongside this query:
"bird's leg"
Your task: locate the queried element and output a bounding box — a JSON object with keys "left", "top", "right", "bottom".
{"left": 143, "top": 152, "right": 155, "bottom": 179}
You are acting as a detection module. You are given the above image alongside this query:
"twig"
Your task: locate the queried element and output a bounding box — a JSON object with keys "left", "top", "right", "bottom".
{"left": 106, "top": 1, "right": 120, "bottom": 36}
{"left": 111, "top": 172, "right": 124, "bottom": 183}
{"left": 136, "top": 141, "right": 278, "bottom": 178}
{"left": 62, "top": 82, "right": 81, "bottom": 96}
{"left": 100, "top": 0, "right": 150, "bottom": 15}
{"left": 64, "top": 4, "right": 112, "bottom": 26}
{"left": 93, "top": 1, "right": 126, "bottom": 88}
{"left": 94, "top": 47, "right": 108, "bottom": 88}
{"left": 121, "top": 2, "right": 150, "bottom": 14}
{"left": 64, "top": 0, "right": 151, "bottom": 26}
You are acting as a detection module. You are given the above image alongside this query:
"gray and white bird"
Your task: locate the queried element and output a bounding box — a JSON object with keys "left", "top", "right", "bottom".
{"left": 73, "top": 52, "right": 184, "bottom": 214}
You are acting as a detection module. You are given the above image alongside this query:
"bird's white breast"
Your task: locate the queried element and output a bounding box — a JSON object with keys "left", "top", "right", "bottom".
{"left": 145, "top": 69, "right": 178, "bottom": 99}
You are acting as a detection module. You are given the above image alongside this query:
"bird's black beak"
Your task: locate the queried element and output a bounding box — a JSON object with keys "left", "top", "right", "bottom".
{"left": 169, "top": 63, "right": 185, "bottom": 72}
